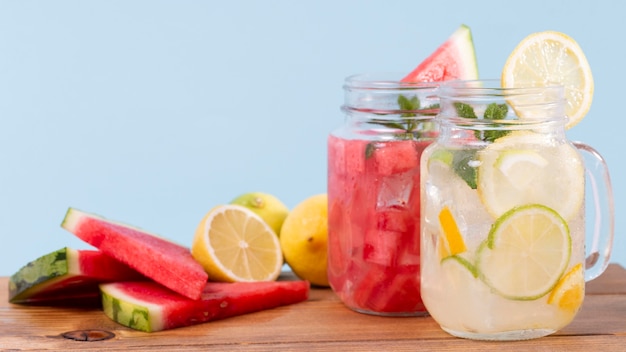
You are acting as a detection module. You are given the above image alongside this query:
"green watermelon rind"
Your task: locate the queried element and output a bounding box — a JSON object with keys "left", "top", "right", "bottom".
{"left": 402, "top": 24, "right": 479, "bottom": 82}
{"left": 101, "top": 285, "right": 156, "bottom": 332}
{"left": 99, "top": 280, "right": 310, "bottom": 332}
{"left": 449, "top": 24, "right": 479, "bottom": 79}
{"left": 9, "top": 247, "right": 74, "bottom": 302}
{"left": 8, "top": 247, "right": 143, "bottom": 304}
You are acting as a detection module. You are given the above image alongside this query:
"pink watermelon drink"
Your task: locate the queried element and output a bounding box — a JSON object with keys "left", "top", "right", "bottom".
{"left": 327, "top": 75, "right": 439, "bottom": 316}
{"left": 327, "top": 25, "right": 479, "bottom": 316}
{"left": 328, "top": 134, "right": 433, "bottom": 315}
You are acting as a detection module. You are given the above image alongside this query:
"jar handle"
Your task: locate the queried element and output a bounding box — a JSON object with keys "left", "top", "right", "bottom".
{"left": 572, "top": 141, "right": 615, "bottom": 281}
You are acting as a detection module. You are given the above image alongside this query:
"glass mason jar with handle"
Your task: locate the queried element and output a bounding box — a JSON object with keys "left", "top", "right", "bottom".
{"left": 420, "top": 79, "right": 614, "bottom": 340}
{"left": 327, "top": 73, "right": 439, "bottom": 316}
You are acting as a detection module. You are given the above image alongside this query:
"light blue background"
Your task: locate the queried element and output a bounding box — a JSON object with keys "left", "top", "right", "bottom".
{"left": 0, "top": 1, "right": 623, "bottom": 276}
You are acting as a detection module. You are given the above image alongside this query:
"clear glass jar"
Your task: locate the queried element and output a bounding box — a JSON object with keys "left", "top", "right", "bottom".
{"left": 420, "top": 79, "right": 614, "bottom": 340}
{"left": 327, "top": 73, "right": 439, "bottom": 316}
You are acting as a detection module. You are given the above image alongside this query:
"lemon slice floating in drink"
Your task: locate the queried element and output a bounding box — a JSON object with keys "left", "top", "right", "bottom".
{"left": 438, "top": 206, "right": 467, "bottom": 260}
{"left": 477, "top": 132, "right": 584, "bottom": 221}
{"left": 477, "top": 204, "right": 571, "bottom": 300}
{"left": 548, "top": 263, "right": 584, "bottom": 312}
{"left": 501, "top": 31, "right": 594, "bottom": 129}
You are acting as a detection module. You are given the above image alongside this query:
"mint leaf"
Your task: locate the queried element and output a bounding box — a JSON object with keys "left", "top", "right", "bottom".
{"left": 478, "top": 103, "right": 510, "bottom": 142}
{"left": 454, "top": 102, "right": 478, "bottom": 118}
{"left": 397, "top": 94, "right": 420, "bottom": 131}
{"left": 365, "top": 94, "right": 437, "bottom": 159}
{"left": 451, "top": 149, "right": 478, "bottom": 189}
{"left": 484, "top": 103, "right": 508, "bottom": 120}
{"left": 366, "top": 94, "right": 421, "bottom": 137}
{"left": 423, "top": 103, "right": 440, "bottom": 114}
{"left": 398, "top": 94, "right": 420, "bottom": 117}
{"left": 447, "top": 102, "right": 511, "bottom": 188}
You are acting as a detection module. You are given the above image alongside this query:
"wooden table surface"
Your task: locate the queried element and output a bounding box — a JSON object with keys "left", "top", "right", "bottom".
{"left": 2, "top": 264, "right": 626, "bottom": 351}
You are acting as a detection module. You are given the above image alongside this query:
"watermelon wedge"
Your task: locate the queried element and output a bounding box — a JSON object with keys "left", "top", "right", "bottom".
{"left": 402, "top": 24, "right": 479, "bottom": 82}
{"left": 9, "top": 247, "right": 144, "bottom": 305}
{"left": 61, "top": 208, "right": 209, "bottom": 300}
{"left": 100, "top": 280, "right": 310, "bottom": 332}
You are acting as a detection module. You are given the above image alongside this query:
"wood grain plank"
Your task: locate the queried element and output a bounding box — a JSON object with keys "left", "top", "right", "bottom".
{"left": 1, "top": 264, "right": 625, "bottom": 351}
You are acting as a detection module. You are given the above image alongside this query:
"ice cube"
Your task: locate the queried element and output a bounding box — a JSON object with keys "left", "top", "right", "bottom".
{"left": 376, "top": 170, "right": 415, "bottom": 209}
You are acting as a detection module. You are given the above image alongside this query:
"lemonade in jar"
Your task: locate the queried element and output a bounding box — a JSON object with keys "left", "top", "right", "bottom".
{"left": 420, "top": 79, "right": 614, "bottom": 340}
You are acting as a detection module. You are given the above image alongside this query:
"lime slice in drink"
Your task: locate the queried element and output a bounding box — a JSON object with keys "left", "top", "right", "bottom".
{"left": 477, "top": 132, "right": 584, "bottom": 220}
{"left": 442, "top": 254, "right": 478, "bottom": 278}
{"left": 477, "top": 204, "right": 571, "bottom": 300}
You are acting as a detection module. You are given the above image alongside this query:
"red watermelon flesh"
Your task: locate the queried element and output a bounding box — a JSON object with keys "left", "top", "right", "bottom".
{"left": 100, "top": 280, "right": 310, "bottom": 332}
{"left": 9, "top": 247, "right": 144, "bottom": 305}
{"left": 61, "top": 208, "right": 209, "bottom": 300}
{"left": 402, "top": 24, "right": 479, "bottom": 82}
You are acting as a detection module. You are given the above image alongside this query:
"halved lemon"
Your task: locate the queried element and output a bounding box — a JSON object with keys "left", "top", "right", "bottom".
{"left": 548, "top": 263, "right": 584, "bottom": 312}
{"left": 477, "top": 204, "right": 571, "bottom": 300}
{"left": 191, "top": 204, "right": 283, "bottom": 282}
{"left": 501, "top": 31, "right": 593, "bottom": 129}
{"left": 477, "top": 131, "right": 584, "bottom": 221}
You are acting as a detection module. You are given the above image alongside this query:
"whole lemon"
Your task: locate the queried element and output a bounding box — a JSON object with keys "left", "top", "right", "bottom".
{"left": 230, "top": 192, "right": 289, "bottom": 237}
{"left": 280, "top": 193, "right": 329, "bottom": 287}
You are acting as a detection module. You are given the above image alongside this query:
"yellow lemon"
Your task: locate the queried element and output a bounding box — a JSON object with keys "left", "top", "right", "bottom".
{"left": 280, "top": 194, "right": 329, "bottom": 287}
{"left": 501, "top": 31, "right": 594, "bottom": 129}
{"left": 191, "top": 204, "right": 283, "bottom": 282}
{"left": 230, "top": 192, "right": 290, "bottom": 237}
{"left": 477, "top": 131, "right": 584, "bottom": 221}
